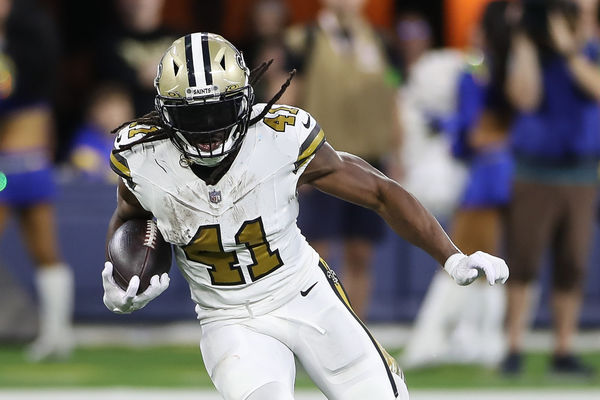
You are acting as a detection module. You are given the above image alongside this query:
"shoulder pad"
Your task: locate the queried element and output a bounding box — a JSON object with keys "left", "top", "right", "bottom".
{"left": 293, "top": 108, "right": 325, "bottom": 173}
{"left": 113, "top": 122, "right": 162, "bottom": 151}
{"left": 255, "top": 104, "right": 326, "bottom": 172}
{"left": 261, "top": 105, "right": 301, "bottom": 133}
{"left": 110, "top": 122, "right": 163, "bottom": 180}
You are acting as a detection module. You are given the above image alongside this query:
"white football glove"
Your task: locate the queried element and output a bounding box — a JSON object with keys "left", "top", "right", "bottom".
{"left": 444, "top": 251, "right": 509, "bottom": 286}
{"left": 101, "top": 261, "right": 170, "bottom": 314}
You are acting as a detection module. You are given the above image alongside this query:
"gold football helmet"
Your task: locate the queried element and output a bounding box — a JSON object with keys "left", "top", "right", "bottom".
{"left": 154, "top": 33, "right": 253, "bottom": 166}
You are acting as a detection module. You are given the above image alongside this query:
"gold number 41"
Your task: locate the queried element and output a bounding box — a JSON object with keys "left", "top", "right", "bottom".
{"left": 263, "top": 106, "right": 298, "bottom": 132}
{"left": 182, "top": 217, "right": 284, "bottom": 286}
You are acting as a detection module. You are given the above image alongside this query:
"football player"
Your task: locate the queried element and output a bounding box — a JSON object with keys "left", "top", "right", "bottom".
{"left": 102, "top": 33, "right": 509, "bottom": 400}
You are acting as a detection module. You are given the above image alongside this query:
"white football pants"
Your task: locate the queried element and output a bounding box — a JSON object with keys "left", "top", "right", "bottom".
{"left": 199, "top": 260, "right": 409, "bottom": 400}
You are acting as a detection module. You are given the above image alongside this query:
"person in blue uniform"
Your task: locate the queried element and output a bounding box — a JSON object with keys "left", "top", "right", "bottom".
{"left": 503, "top": 0, "right": 600, "bottom": 376}
{"left": 0, "top": 0, "right": 73, "bottom": 361}
{"left": 403, "top": 1, "right": 514, "bottom": 368}
{"left": 68, "top": 84, "right": 134, "bottom": 183}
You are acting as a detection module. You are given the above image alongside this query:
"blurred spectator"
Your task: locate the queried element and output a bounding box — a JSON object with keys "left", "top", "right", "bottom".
{"left": 391, "top": 12, "right": 463, "bottom": 219}
{"left": 240, "top": 0, "right": 297, "bottom": 104}
{"left": 285, "top": 0, "right": 401, "bottom": 320}
{"left": 240, "top": 0, "right": 290, "bottom": 65}
{"left": 502, "top": 0, "right": 600, "bottom": 376}
{"left": 401, "top": 0, "right": 513, "bottom": 369}
{"left": 67, "top": 84, "right": 133, "bottom": 183}
{"left": 393, "top": 11, "right": 433, "bottom": 80}
{"left": 0, "top": 0, "right": 74, "bottom": 361}
{"left": 444, "top": 0, "right": 492, "bottom": 49}
{"left": 95, "top": 0, "right": 179, "bottom": 116}
{"left": 0, "top": 261, "right": 37, "bottom": 342}
{"left": 394, "top": 11, "right": 466, "bottom": 222}
{"left": 443, "top": 0, "right": 514, "bottom": 367}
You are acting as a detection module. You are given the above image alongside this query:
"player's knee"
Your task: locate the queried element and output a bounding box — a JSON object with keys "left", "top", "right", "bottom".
{"left": 245, "top": 382, "right": 293, "bottom": 400}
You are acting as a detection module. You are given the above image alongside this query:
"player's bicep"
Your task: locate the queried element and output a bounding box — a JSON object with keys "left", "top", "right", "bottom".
{"left": 107, "top": 180, "right": 152, "bottom": 258}
{"left": 299, "top": 143, "right": 389, "bottom": 211}
{"left": 116, "top": 179, "right": 153, "bottom": 221}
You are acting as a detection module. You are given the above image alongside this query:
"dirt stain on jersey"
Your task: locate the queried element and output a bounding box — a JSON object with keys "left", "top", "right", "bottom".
{"left": 157, "top": 195, "right": 203, "bottom": 245}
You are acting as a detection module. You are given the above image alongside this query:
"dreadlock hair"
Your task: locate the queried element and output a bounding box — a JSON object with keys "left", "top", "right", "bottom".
{"left": 110, "top": 59, "right": 296, "bottom": 153}
{"left": 249, "top": 59, "right": 274, "bottom": 86}
{"left": 110, "top": 110, "right": 165, "bottom": 136}
{"left": 248, "top": 67, "right": 296, "bottom": 126}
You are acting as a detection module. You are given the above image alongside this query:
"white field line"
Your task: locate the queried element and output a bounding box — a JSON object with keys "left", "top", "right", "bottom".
{"left": 73, "top": 323, "right": 600, "bottom": 351}
{"left": 2, "top": 389, "right": 600, "bottom": 400}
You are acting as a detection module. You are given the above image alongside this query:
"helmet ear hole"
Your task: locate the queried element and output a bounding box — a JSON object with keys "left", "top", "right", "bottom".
{"left": 173, "top": 59, "right": 180, "bottom": 75}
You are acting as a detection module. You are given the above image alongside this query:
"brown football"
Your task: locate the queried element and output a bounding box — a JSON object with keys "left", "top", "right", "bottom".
{"left": 107, "top": 219, "right": 172, "bottom": 294}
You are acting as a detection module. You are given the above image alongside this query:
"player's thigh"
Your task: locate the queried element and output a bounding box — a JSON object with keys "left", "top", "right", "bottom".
{"left": 293, "top": 261, "right": 404, "bottom": 400}
{"left": 199, "top": 320, "right": 295, "bottom": 400}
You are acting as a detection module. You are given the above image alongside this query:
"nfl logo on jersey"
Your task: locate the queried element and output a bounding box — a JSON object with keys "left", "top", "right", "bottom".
{"left": 209, "top": 189, "right": 222, "bottom": 204}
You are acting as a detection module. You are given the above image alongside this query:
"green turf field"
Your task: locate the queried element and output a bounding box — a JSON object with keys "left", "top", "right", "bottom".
{"left": 1, "top": 345, "right": 599, "bottom": 389}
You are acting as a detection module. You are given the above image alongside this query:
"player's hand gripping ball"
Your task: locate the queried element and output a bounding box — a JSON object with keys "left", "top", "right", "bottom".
{"left": 107, "top": 219, "right": 172, "bottom": 294}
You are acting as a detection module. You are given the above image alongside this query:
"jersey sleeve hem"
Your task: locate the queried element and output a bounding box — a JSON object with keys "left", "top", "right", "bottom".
{"left": 109, "top": 150, "right": 132, "bottom": 179}
{"left": 294, "top": 123, "right": 325, "bottom": 173}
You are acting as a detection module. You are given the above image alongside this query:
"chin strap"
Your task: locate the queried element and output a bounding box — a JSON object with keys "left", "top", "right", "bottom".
{"left": 179, "top": 154, "right": 191, "bottom": 168}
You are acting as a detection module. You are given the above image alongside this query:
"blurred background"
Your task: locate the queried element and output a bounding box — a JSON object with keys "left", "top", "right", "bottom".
{"left": 1, "top": 0, "right": 600, "bottom": 398}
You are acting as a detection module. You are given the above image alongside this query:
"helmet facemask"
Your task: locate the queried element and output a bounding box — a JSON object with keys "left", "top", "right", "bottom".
{"left": 154, "top": 33, "right": 254, "bottom": 167}
{"left": 155, "top": 86, "right": 253, "bottom": 166}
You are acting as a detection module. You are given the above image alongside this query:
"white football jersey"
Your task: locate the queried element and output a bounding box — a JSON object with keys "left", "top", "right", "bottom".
{"left": 110, "top": 104, "right": 326, "bottom": 321}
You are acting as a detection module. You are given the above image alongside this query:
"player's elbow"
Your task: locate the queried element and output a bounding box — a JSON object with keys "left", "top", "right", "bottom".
{"left": 371, "top": 176, "right": 396, "bottom": 214}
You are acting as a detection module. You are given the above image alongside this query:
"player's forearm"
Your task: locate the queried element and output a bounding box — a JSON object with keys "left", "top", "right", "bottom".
{"left": 376, "top": 179, "right": 460, "bottom": 265}
{"left": 105, "top": 210, "right": 127, "bottom": 259}
{"left": 304, "top": 149, "right": 460, "bottom": 264}
{"left": 105, "top": 180, "right": 153, "bottom": 256}
{"left": 105, "top": 186, "right": 152, "bottom": 257}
